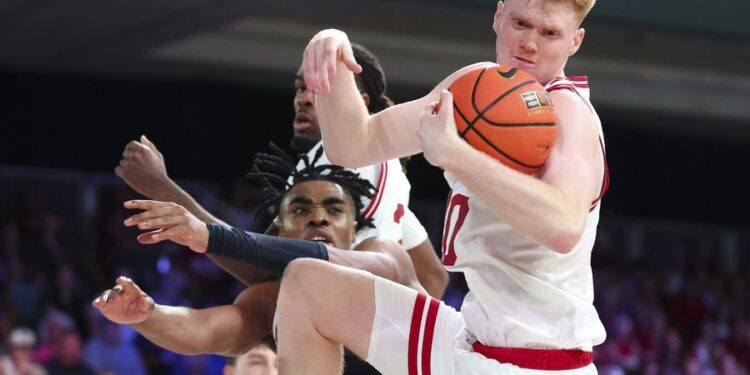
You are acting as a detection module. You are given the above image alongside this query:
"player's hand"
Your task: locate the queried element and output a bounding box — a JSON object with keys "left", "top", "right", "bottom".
{"left": 92, "top": 276, "right": 155, "bottom": 325}
{"left": 115, "top": 135, "right": 169, "bottom": 199}
{"left": 123, "top": 200, "right": 209, "bottom": 253}
{"left": 303, "top": 29, "right": 362, "bottom": 94}
{"left": 418, "top": 90, "right": 463, "bottom": 168}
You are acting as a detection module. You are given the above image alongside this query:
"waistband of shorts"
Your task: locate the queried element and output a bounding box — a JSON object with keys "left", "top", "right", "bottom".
{"left": 472, "top": 342, "right": 593, "bottom": 370}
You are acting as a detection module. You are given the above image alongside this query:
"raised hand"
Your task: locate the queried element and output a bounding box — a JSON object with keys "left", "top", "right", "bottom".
{"left": 302, "top": 29, "right": 363, "bottom": 94}
{"left": 92, "top": 276, "right": 155, "bottom": 325}
{"left": 115, "top": 135, "right": 169, "bottom": 199}
{"left": 123, "top": 200, "right": 209, "bottom": 253}
{"left": 418, "top": 90, "right": 463, "bottom": 168}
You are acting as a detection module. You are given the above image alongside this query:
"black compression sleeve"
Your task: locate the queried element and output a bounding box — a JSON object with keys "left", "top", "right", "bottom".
{"left": 205, "top": 223, "right": 329, "bottom": 275}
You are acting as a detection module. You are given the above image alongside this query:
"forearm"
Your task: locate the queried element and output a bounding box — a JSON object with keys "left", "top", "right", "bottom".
{"left": 131, "top": 304, "right": 213, "bottom": 355}
{"left": 206, "top": 224, "right": 329, "bottom": 275}
{"left": 315, "top": 61, "right": 374, "bottom": 167}
{"left": 443, "top": 142, "right": 585, "bottom": 252}
{"left": 204, "top": 255, "right": 277, "bottom": 286}
{"left": 158, "top": 183, "right": 276, "bottom": 283}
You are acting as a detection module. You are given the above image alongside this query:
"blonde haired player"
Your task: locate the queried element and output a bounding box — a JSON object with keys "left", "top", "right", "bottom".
{"left": 274, "top": 0, "right": 609, "bottom": 373}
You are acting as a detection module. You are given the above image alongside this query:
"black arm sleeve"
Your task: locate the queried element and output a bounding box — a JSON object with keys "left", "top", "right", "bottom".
{"left": 205, "top": 223, "right": 329, "bottom": 275}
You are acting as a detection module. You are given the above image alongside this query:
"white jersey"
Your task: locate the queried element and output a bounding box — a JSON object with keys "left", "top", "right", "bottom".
{"left": 441, "top": 76, "right": 608, "bottom": 351}
{"left": 299, "top": 142, "right": 428, "bottom": 247}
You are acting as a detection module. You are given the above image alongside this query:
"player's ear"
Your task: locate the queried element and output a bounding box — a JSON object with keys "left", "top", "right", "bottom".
{"left": 493, "top": 1, "right": 505, "bottom": 33}
{"left": 569, "top": 27, "right": 585, "bottom": 56}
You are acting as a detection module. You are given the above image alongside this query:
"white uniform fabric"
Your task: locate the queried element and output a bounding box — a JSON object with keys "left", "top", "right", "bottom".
{"left": 298, "top": 142, "right": 428, "bottom": 248}
{"left": 445, "top": 76, "right": 607, "bottom": 350}
{"left": 366, "top": 277, "right": 599, "bottom": 375}
{"left": 366, "top": 76, "right": 607, "bottom": 374}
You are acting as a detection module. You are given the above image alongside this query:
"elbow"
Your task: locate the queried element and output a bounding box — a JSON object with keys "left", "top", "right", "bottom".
{"left": 549, "top": 222, "right": 584, "bottom": 254}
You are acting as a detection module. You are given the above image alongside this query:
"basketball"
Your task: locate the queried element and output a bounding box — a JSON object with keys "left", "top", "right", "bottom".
{"left": 449, "top": 64, "right": 556, "bottom": 174}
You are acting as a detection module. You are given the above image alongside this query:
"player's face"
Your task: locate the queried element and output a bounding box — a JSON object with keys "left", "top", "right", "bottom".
{"left": 228, "top": 344, "right": 278, "bottom": 375}
{"left": 292, "top": 69, "right": 322, "bottom": 149}
{"left": 277, "top": 180, "right": 357, "bottom": 250}
{"left": 493, "top": 0, "right": 585, "bottom": 85}
{"left": 292, "top": 68, "right": 370, "bottom": 152}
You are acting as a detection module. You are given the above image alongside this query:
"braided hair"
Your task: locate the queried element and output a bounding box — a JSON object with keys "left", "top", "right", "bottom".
{"left": 351, "top": 43, "right": 394, "bottom": 113}
{"left": 247, "top": 143, "right": 376, "bottom": 231}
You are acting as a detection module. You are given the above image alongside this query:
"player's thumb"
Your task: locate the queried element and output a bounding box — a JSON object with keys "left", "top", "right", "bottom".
{"left": 342, "top": 47, "right": 363, "bottom": 74}
{"left": 141, "top": 134, "right": 157, "bottom": 150}
{"left": 439, "top": 90, "right": 454, "bottom": 119}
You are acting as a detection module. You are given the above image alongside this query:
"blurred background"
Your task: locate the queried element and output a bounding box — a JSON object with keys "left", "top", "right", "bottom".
{"left": 1, "top": 0, "right": 748, "bottom": 373}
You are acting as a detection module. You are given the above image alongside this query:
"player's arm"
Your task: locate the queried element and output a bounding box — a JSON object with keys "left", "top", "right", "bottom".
{"left": 116, "top": 135, "right": 227, "bottom": 226}
{"left": 93, "top": 276, "right": 277, "bottom": 356}
{"left": 337, "top": 237, "right": 422, "bottom": 290}
{"left": 123, "top": 200, "right": 422, "bottom": 288}
{"left": 115, "top": 137, "right": 275, "bottom": 285}
{"left": 421, "top": 90, "right": 602, "bottom": 253}
{"left": 406, "top": 239, "right": 447, "bottom": 298}
{"left": 303, "top": 29, "right": 493, "bottom": 167}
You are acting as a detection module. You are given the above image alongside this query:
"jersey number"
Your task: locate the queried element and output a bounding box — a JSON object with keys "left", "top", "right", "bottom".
{"left": 441, "top": 192, "right": 469, "bottom": 266}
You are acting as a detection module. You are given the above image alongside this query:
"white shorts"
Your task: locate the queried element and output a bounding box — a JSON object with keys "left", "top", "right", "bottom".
{"left": 365, "top": 277, "right": 599, "bottom": 375}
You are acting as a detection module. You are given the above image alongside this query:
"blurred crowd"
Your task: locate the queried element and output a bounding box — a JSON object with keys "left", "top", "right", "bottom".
{"left": 1, "top": 172, "right": 748, "bottom": 374}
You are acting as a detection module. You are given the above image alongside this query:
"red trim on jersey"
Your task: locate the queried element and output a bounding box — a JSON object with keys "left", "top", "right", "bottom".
{"left": 421, "top": 298, "right": 440, "bottom": 375}
{"left": 363, "top": 162, "right": 388, "bottom": 219}
{"left": 590, "top": 137, "right": 610, "bottom": 211}
{"left": 408, "top": 293, "right": 427, "bottom": 375}
{"left": 472, "top": 343, "right": 593, "bottom": 370}
{"left": 546, "top": 76, "right": 609, "bottom": 210}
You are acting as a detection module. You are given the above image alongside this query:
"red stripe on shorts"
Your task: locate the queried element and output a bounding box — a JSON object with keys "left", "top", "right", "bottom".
{"left": 472, "top": 343, "right": 593, "bottom": 370}
{"left": 408, "top": 293, "right": 427, "bottom": 375}
{"left": 421, "top": 298, "right": 440, "bottom": 375}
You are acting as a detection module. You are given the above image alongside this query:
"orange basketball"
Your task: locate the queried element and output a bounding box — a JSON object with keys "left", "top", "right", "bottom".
{"left": 449, "top": 64, "right": 556, "bottom": 174}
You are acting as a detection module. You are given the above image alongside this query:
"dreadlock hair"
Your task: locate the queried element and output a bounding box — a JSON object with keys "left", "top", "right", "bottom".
{"left": 351, "top": 43, "right": 394, "bottom": 113}
{"left": 247, "top": 143, "right": 376, "bottom": 231}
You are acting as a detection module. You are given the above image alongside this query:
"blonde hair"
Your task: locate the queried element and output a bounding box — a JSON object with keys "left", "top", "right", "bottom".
{"left": 504, "top": 0, "right": 596, "bottom": 25}
{"left": 557, "top": 0, "right": 596, "bottom": 24}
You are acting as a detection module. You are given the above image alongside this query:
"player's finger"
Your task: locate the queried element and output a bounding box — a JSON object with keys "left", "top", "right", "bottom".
{"left": 341, "top": 45, "right": 362, "bottom": 74}
{"left": 320, "top": 46, "right": 334, "bottom": 94}
{"left": 119, "top": 159, "right": 129, "bottom": 169}
{"left": 136, "top": 229, "right": 167, "bottom": 244}
{"left": 135, "top": 214, "right": 185, "bottom": 230}
{"left": 124, "top": 204, "right": 181, "bottom": 227}
{"left": 116, "top": 276, "right": 139, "bottom": 294}
{"left": 125, "top": 141, "right": 146, "bottom": 153}
{"left": 303, "top": 47, "right": 319, "bottom": 94}
{"left": 101, "top": 289, "right": 113, "bottom": 304}
{"left": 123, "top": 199, "right": 172, "bottom": 211}
{"left": 140, "top": 135, "right": 156, "bottom": 149}
{"left": 438, "top": 90, "right": 454, "bottom": 118}
{"left": 114, "top": 166, "right": 124, "bottom": 178}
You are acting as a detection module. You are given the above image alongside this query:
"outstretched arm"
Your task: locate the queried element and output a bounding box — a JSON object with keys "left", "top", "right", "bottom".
{"left": 92, "top": 276, "right": 277, "bottom": 356}
{"left": 115, "top": 136, "right": 275, "bottom": 285}
{"left": 123, "top": 200, "right": 422, "bottom": 289}
{"left": 303, "top": 29, "right": 495, "bottom": 167}
{"left": 116, "top": 135, "right": 226, "bottom": 225}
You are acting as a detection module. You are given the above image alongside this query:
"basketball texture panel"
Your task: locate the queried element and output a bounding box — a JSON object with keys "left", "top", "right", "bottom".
{"left": 449, "top": 64, "right": 556, "bottom": 174}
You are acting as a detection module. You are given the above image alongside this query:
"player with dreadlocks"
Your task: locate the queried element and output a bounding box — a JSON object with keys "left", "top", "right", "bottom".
{"left": 92, "top": 145, "right": 421, "bottom": 363}
{"left": 114, "top": 43, "right": 448, "bottom": 299}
